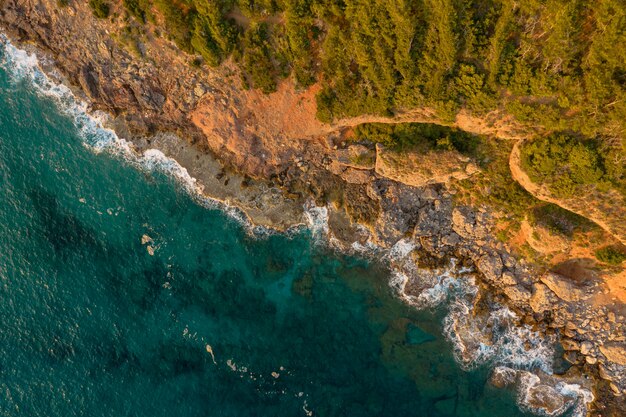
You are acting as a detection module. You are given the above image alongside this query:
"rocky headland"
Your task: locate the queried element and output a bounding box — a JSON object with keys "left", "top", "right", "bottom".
{"left": 0, "top": 0, "right": 624, "bottom": 415}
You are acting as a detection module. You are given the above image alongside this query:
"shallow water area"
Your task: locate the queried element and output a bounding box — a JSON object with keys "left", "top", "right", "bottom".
{"left": 0, "top": 38, "right": 553, "bottom": 417}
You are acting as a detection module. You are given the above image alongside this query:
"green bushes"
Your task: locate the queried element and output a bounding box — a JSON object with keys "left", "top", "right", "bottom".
{"left": 241, "top": 23, "right": 277, "bottom": 93}
{"left": 153, "top": 0, "right": 194, "bottom": 51}
{"left": 191, "top": 1, "right": 239, "bottom": 66}
{"left": 528, "top": 204, "right": 595, "bottom": 237}
{"left": 89, "top": 0, "right": 110, "bottom": 18}
{"left": 353, "top": 122, "right": 480, "bottom": 156}
{"left": 123, "top": 0, "right": 151, "bottom": 23}
{"left": 521, "top": 133, "right": 610, "bottom": 197}
{"left": 595, "top": 246, "right": 626, "bottom": 265}
{"left": 464, "top": 140, "right": 536, "bottom": 218}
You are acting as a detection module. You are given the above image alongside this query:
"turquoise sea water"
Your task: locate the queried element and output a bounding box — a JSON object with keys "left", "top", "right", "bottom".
{"left": 0, "top": 44, "right": 538, "bottom": 417}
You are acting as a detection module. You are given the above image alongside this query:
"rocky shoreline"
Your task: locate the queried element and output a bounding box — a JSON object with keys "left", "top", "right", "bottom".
{"left": 1, "top": 0, "right": 624, "bottom": 415}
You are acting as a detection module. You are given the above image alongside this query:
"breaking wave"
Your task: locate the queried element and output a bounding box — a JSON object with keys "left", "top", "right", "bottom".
{"left": 0, "top": 34, "right": 265, "bottom": 234}
{"left": 384, "top": 243, "right": 593, "bottom": 416}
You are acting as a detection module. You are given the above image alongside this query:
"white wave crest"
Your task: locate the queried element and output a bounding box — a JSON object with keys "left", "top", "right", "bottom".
{"left": 444, "top": 301, "right": 555, "bottom": 374}
{"left": 387, "top": 238, "right": 416, "bottom": 261}
{"left": 303, "top": 201, "right": 329, "bottom": 240}
{"left": 0, "top": 34, "right": 264, "bottom": 233}
{"left": 516, "top": 370, "right": 594, "bottom": 417}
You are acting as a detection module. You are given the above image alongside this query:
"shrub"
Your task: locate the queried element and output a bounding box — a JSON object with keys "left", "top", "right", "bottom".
{"left": 353, "top": 122, "right": 481, "bottom": 156}
{"left": 241, "top": 23, "right": 277, "bottom": 93}
{"left": 528, "top": 204, "right": 595, "bottom": 237}
{"left": 153, "top": 0, "right": 194, "bottom": 52}
{"left": 89, "top": 0, "right": 110, "bottom": 19}
{"left": 521, "top": 133, "right": 607, "bottom": 197}
{"left": 123, "top": 0, "right": 149, "bottom": 23}
{"left": 595, "top": 246, "right": 626, "bottom": 265}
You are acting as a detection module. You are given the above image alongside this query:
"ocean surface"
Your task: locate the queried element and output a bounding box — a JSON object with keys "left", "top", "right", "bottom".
{"left": 0, "top": 40, "right": 542, "bottom": 417}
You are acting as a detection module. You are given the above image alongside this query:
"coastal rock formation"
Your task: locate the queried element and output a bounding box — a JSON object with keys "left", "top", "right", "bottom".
{"left": 1, "top": 0, "right": 624, "bottom": 415}
{"left": 374, "top": 144, "right": 480, "bottom": 187}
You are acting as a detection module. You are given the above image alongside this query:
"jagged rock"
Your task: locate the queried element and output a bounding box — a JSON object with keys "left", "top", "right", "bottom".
{"left": 529, "top": 283, "right": 557, "bottom": 313}
{"left": 540, "top": 272, "right": 585, "bottom": 303}
{"left": 451, "top": 207, "right": 487, "bottom": 239}
{"left": 476, "top": 253, "right": 503, "bottom": 284}
{"left": 563, "top": 350, "right": 579, "bottom": 364}
{"left": 610, "top": 383, "right": 622, "bottom": 396}
{"left": 501, "top": 271, "right": 518, "bottom": 286}
{"left": 335, "top": 145, "right": 375, "bottom": 170}
{"left": 503, "top": 285, "right": 531, "bottom": 303}
{"left": 441, "top": 232, "right": 461, "bottom": 247}
{"left": 608, "top": 312, "right": 616, "bottom": 323}
{"left": 79, "top": 64, "right": 100, "bottom": 99}
{"left": 599, "top": 343, "right": 626, "bottom": 366}
{"left": 525, "top": 385, "right": 566, "bottom": 415}
{"left": 371, "top": 182, "right": 424, "bottom": 247}
{"left": 375, "top": 144, "right": 479, "bottom": 187}
{"left": 599, "top": 364, "right": 614, "bottom": 381}
{"left": 490, "top": 367, "right": 518, "bottom": 388}
{"left": 339, "top": 167, "right": 371, "bottom": 184}
{"left": 194, "top": 84, "right": 206, "bottom": 98}
{"left": 562, "top": 339, "right": 581, "bottom": 351}
{"left": 581, "top": 341, "right": 593, "bottom": 355}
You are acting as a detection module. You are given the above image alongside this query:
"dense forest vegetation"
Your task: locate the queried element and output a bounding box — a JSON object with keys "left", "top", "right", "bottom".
{"left": 353, "top": 122, "right": 481, "bottom": 156}
{"left": 89, "top": 0, "right": 625, "bottom": 200}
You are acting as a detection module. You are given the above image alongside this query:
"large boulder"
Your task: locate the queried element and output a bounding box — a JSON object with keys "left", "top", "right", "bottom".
{"left": 540, "top": 272, "right": 586, "bottom": 303}
{"left": 375, "top": 144, "right": 479, "bottom": 187}
{"left": 529, "top": 283, "right": 559, "bottom": 313}
{"left": 476, "top": 253, "right": 503, "bottom": 284}
{"left": 599, "top": 343, "right": 626, "bottom": 366}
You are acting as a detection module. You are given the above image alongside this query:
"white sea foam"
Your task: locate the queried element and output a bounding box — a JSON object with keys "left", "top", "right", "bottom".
{"left": 389, "top": 255, "right": 594, "bottom": 417}
{"left": 515, "top": 370, "right": 594, "bottom": 417}
{"left": 303, "top": 201, "right": 329, "bottom": 240}
{"left": 393, "top": 253, "right": 586, "bottom": 415}
{"left": 0, "top": 34, "right": 264, "bottom": 233}
{"left": 388, "top": 238, "right": 416, "bottom": 261}
{"left": 387, "top": 247, "right": 556, "bottom": 376}
{"left": 444, "top": 304, "right": 556, "bottom": 373}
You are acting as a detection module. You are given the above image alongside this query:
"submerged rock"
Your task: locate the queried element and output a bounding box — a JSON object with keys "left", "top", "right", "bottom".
{"left": 525, "top": 384, "right": 567, "bottom": 415}
{"left": 405, "top": 323, "right": 436, "bottom": 345}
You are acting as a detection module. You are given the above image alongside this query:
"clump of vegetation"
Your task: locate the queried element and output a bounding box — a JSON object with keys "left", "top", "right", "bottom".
{"left": 152, "top": 0, "right": 195, "bottom": 52}
{"left": 123, "top": 0, "right": 150, "bottom": 23}
{"left": 353, "top": 122, "right": 481, "bottom": 156}
{"left": 521, "top": 133, "right": 618, "bottom": 198}
{"left": 595, "top": 246, "right": 626, "bottom": 265}
{"left": 121, "top": 0, "right": 626, "bottom": 128}
{"left": 241, "top": 23, "right": 277, "bottom": 93}
{"left": 89, "top": 0, "right": 110, "bottom": 19}
{"left": 528, "top": 203, "right": 596, "bottom": 237}
{"left": 458, "top": 140, "right": 536, "bottom": 218}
